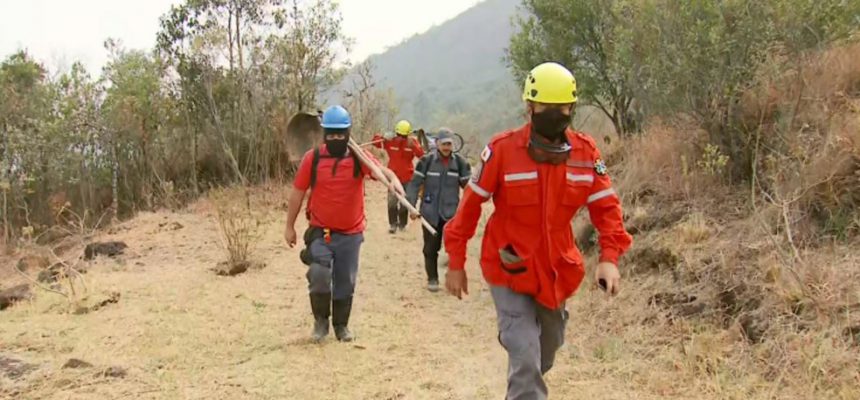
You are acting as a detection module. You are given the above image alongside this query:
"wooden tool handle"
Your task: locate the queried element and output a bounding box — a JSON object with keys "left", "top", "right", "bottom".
{"left": 347, "top": 138, "right": 438, "bottom": 236}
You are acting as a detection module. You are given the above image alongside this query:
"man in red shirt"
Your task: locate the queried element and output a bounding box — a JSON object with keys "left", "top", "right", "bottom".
{"left": 372, "top": 120, "right": 425, "bottom": 233}
{"left": 443, "top": 62, "right": 633, "bottom": 399}
{"left": 285, "top": 105, "right": 403, "bottom": 343}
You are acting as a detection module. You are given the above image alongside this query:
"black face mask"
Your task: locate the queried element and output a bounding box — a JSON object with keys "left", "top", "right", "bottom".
{"left": 531, "top": 108, "right": 571, "bottom": 141}
{"left": 325, "top": 138, "right": 348, "bottom": 158}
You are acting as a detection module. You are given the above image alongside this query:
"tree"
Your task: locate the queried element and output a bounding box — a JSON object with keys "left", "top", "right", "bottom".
{"left": 273, "top": 0, "right": 351, "bottom": 112}
{"left": 0, "top": 0, "right": 354, "bottom": 241}
{"left": 55, "top": 62, "right": 108, "bottom": 219}
{"left": 0, "top": 52, "right": 53, "bottom": 239}
{"left": 342, "top": 60, "right": 399, "bottom": 141}
{"left": 509, "top": 0, "right": 860, "bottom": 178}
{"left": 102, "top": 41, "right": 167, "bottom": 208}
{"left": 507, "top": 0, "right": 643, "bottom": 137}
{"left": 634, "top": 0, "right": 860, "bottom": 179}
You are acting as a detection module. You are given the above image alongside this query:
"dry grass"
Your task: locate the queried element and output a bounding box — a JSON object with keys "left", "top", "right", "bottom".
{"left": 1, "top": 180, "right": 858, "bottom": 399}
{"left": 1, "top": 186, "right": 509, "bottom": 399}
{"left": 209, "top": 187, "right": 263, "bottom": 266}
{"left": 739, "top": 43, "right": 860, "bottom": 243}
{"left": 611, "top": 118, "right": 721, "bottom": 206}
{"left": 605, "top": 42, "right": 860, "bottom": 400}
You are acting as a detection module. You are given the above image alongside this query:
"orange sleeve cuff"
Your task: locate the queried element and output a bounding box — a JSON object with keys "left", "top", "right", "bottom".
{"left": 448, "top": 255, "right": 466, "bottom": 270}
{"left": 599, "top": 248, "right": 620, "bottom": 265}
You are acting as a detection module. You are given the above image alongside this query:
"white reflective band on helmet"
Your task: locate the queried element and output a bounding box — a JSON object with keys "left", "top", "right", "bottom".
{"left": 427, "top": 172, "right": 441, "bottom": 177}
{"left": 504, "top": 171, "right": 538, "bottom": 182}
{"left": 566, "top": 173, "right": 594, "bottom": 183}
{"left": 447, "top": 172, "right": 459, "bottom": 177}
{"left": 587, "top": 188, "right": 616, "bottom": 203}
{"left": 469, "top": 181, "right": 491, "bottom": 198}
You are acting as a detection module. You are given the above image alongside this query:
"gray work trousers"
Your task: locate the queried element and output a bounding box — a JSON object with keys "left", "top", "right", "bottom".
{"left": 491, "top": 285, "right": 568, "bottom": 400}
{"left": 306, "top": 232, "right": 364, "bottom": 300}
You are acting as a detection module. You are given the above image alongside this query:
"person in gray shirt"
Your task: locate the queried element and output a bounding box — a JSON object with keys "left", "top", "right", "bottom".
{"left": 406, "top": 128, "right": 471, "bottom": 291}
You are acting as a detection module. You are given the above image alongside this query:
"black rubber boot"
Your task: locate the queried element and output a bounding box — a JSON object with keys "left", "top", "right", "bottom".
{"left": 424, "top": 254, "right": 439, "bottom": 284}
{"left": 332, "top": 297, "right": 354, "bottom": 342}
{"left": 387, "top": 202, "right": 398, "bottom": 234}
{"left": 310, "top": 293, "right": 331, "bottom": 342}
{"left": 397, "top": 205, "right": 409, "bottom": 231}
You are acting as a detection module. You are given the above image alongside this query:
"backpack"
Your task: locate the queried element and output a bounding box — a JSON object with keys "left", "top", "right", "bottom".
{"left": 420, "top": 152, "right": 465, "bottom": 178}
{"left": 309, "top": 147, "right": 361, "bottom": 188}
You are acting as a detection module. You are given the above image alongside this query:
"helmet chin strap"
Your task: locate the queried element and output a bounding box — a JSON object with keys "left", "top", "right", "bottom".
{"left": 527, "top": 133, "right": 570, "bottom": 165}
{"left": 528, "top": 134, "right": 571, "bottom": 153}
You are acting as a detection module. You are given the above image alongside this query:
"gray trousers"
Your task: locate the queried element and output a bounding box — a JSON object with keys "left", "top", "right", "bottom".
{"left": 306, "top": 232, "right": 364, "bottom": 300}
{"left": 491, "top": 285, "right": 568, "bottom": 400}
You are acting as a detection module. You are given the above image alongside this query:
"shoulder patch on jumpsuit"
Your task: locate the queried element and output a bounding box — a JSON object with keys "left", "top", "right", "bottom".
{"left": 472, "top": 131, "right": 514, "bottom": 184}
{"left": 480, "top": 145, "right": 492, "bottom": 162}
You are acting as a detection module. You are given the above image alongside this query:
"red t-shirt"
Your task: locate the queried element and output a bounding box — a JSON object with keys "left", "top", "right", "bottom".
{"left": 293, "top": 145, "right": 382, "bottom": 234}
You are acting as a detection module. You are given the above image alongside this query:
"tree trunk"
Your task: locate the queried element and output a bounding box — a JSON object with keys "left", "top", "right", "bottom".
{"left": 235, "top": 6, "right": 244, "bottom": 72}
{"left": 79, "top": 152, "right": 89, "bottom": 219}
{"left": 38, "top": 152, "right": 51, "bottom": 226}
{"left": 2, "top": 188, "right": 7, "bottom": 244}
{"left": 140, "top": 119, "right": 151, "bottom": 209}
{"left": 0, "top": 122, "right": 7, "bottom": 176}
{"left": 228, "top": 8, "right": 235, "bottom": 73}
{"left": 0, "top": 122, "right": 8, "bottom": 242}
{"left": 111, "top": 136, "right": 119, "bottom": 223}
{"left": 204, "top": 74, "right": 247, "bottom": 185}
{"left": 234, "top": 3, "right": 246, "bottom": 180}
{"left": 187, "top": 111, "right": 199, "bottom": 196}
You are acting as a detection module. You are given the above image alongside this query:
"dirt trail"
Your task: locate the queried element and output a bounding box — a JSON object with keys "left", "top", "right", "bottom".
{"left": 2, "top": 185, "right": 673, "bottom": 400}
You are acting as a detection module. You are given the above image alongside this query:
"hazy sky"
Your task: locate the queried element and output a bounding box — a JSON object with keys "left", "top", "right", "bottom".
{"left": 0, "top": 0, "right": 483, "bottom": 74}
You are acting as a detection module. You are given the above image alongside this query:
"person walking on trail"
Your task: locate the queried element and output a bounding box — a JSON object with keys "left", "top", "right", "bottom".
{"left": 284, "top": 105, "right": 405, "bottom": 343}
{"left": 405, "top": 129, "right": 471, "bottom": 292}
{"left": 442, "top": 62, "right": 633, "bottom": 399}
{"left": 372, "top": 120, "right": 425, "bottom": 233}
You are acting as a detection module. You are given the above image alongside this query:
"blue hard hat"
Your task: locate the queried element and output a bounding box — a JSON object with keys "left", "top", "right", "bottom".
{"left": 320, "top": 105, "right": 351, "bottom": 129}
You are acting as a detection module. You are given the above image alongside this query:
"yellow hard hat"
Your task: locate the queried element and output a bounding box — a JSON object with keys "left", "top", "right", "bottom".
{"left": 522, "top": 62, "right": 577, "bottom": 104}
{"left": 395, "top": 120, "right": 412, "bottom": 136}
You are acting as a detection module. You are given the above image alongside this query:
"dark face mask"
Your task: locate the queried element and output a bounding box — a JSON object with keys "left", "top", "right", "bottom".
{"left": 325, "top": 138, "right": 348, "bottom": 158}
{"left": 531, "top": 108, "right": 571, "bottom": 141}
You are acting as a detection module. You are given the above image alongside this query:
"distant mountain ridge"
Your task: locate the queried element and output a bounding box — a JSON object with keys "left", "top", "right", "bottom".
{"left": 326, "top": 0, "right": 524, "bottom": 142}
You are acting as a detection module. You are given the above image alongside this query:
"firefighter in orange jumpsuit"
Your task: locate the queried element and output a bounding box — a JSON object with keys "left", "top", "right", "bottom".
{"left": 442, "top": 62, "right": 633, "bottom": 400}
